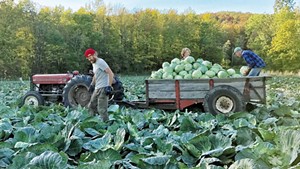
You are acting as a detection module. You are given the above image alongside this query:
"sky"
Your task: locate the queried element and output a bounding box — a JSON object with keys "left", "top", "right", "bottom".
{"left": 29, "top": 0, "right": 300, "bottom": 14}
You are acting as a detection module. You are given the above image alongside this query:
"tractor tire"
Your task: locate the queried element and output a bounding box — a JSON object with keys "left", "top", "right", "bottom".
{"left": 21, "top": 91, "right": 44, "bottom": 107}
{"left": 203, "top": 85, "right": 245, "bottom": 115}
{"left": 63, "top": 75, "right": 92, "bottom": 108}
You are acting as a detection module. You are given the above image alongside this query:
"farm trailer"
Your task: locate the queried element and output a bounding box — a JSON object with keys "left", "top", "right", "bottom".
{"left": 128, "top": 76, "right": 270, "bottom": 114}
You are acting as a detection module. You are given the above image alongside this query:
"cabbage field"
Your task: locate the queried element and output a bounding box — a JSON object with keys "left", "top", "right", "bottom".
{"left": 0, "top": 75, "right": 300, "bottom": 169}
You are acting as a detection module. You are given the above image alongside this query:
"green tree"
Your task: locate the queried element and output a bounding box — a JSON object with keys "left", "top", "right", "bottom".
{"left": 0, "top": 0, "right": 35, "bottom": 78}
{"left": 274, "top": 0, "right": 296, "bottom": 12}
{"left": 198, "top": 14, "right": 225, "bottom": 63}
{"left": 95, "top": 6, "right": 128, "bottom": 73}
{"left": 59, "top": 9, "right": 89, "bottom": 73}
{"left": 111, "top": 8, "right": 134, "bottom": 73}
{"left": 161, "top": 10, "right": 184, "bottom": 62}
{"left": 2, "top": 0, "right": 300, "bottom": 79}
{"left": 130, "top": 9, "right": 164, "bottom": 72}
{"left": 268, "top": 9, "right": 300, "bottom": 71}
{"left": 245, "top": 14, "right": 273, "bottom": 67}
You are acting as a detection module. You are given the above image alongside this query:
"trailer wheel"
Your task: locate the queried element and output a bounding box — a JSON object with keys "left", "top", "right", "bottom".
{"left": 63, "top": 75, "right": 92, "bottom": 107}
{"left": 203, "top": 85, "right": 245, "bottom": 115}
{"left": 22, "top": 91, "right": 44, "bottom": 107}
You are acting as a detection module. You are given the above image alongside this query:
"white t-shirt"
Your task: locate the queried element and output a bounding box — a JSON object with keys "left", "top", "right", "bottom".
{"left": 92, "top": 58, "right": 109, "bottom": 89}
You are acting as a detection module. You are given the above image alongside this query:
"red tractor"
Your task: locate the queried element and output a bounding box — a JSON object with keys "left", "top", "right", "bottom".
{"left": 21, "top": 71, "right": 124, "bottom": 107}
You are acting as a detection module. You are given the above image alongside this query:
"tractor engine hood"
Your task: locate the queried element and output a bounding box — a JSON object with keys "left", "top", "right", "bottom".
{"left": 32, "top": 74, "right": 73, "bottom": 84}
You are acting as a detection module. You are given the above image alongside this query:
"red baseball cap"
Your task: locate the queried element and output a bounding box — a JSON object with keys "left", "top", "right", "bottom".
{"left": 84, "top": 48, "right": 96, "bottom": 58}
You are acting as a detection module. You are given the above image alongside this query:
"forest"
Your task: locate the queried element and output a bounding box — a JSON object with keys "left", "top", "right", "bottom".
{"left": 0, "top": 0, "right": 300, "bottom": 79}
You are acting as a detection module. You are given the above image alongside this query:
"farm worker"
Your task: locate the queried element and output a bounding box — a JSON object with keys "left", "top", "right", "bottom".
{"left": 181, "top": 47, "right": 191, "bottom": 59}
{"left": 84, "top": 48, "right": 114, "bottom": 121}
{"left": 233, "top": 47, "right": 266, "bottom": 76}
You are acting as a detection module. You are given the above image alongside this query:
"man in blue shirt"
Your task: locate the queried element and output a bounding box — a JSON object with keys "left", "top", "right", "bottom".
{"left": 233, "top": 47, "right": 266, "bottom": 76}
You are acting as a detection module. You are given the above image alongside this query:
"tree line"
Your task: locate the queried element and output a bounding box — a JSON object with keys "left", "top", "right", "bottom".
{"left": 0, "top": 0, "right": 299, "bottom": 79}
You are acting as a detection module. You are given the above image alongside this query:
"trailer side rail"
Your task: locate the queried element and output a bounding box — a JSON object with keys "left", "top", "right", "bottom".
{"left": 145, "top": 76, "right": 270, "bottom": 110}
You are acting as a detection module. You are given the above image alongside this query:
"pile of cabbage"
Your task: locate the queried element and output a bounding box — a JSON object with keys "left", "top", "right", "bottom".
{"left": 150, "top": 56, "right": 246, "bottom": 80}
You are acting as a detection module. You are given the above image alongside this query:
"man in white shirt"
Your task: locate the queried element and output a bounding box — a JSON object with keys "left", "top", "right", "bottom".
{"left": 84, "top": 48, "right": 114, "bottom": 121}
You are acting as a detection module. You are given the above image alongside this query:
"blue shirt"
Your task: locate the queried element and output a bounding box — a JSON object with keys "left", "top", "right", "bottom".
{"left": 242, "top": 50, "right": 266, "bottom": 68}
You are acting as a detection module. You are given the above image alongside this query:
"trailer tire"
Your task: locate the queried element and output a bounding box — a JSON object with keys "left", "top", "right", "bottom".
{"left": 22, "top": 91, "right": 44, "bottom": 107}
{"left": 203, "top": 85, "right": 245, "bottom": 115}
{"left": 63, "top": 75, "right": 92, "bottom": 108}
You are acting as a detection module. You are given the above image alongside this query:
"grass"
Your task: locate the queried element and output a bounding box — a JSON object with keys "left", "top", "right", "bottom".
{"left": 263, "top": 70, "right": 300, "bottom": 77}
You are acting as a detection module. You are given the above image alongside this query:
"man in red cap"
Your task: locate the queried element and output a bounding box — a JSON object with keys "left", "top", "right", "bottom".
{"left": 84, "top": 48, "right": 114, "bottom": 121}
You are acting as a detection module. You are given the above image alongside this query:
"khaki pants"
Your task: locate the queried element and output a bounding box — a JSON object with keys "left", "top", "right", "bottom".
{"left": 87, "top": 88, "right": 109, "bottom": 121}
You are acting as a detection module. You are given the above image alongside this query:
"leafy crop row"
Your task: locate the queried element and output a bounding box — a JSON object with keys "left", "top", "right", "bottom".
{"left": 0, "top": 76, "right": 300, "bottom": 168}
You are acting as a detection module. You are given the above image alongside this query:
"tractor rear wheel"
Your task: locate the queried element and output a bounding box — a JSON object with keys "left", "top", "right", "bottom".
{"left": 22, "top": 91, "right": 44, "bottom": 107}
{"left": 63, "top": 75, "right": 92, "bottom": 107}
{"left": 203, "top": 85, "right": 245, "bottom": 115}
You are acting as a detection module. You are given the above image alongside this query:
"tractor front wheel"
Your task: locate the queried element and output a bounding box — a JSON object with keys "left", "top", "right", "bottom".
{"left": 21, "top": 91, "right": 44, "bottom": 107}
{"left": 63, "top": 75, "right": 92, "bottom": 108}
